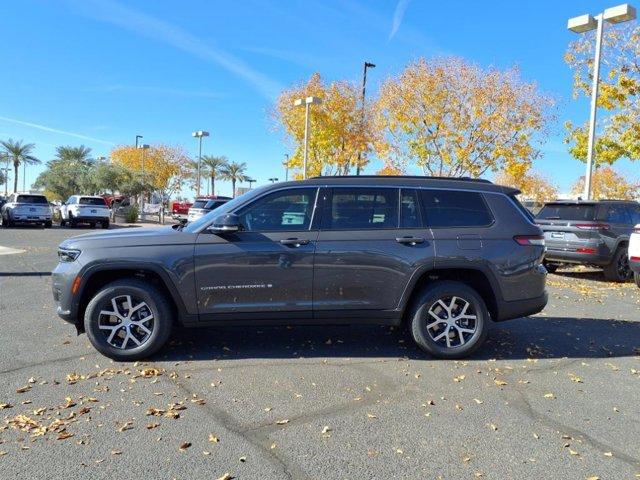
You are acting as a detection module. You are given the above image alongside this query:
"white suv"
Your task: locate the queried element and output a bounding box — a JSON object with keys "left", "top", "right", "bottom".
{"left": 60, "top": 195, "right": 110, "bottom": 229}
{"left": 630, "top": 224, "right": 640, "bottom": 287}
{"left": 0, "top": 193, "right": 52, "bottom": 227}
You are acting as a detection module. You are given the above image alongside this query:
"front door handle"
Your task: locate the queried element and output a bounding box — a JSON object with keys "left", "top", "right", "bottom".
{"left": 395, "top": 236, "right": 425, "bottom": 245}
{"left": 280, "top": 238, "right": 310, "bottom": 247}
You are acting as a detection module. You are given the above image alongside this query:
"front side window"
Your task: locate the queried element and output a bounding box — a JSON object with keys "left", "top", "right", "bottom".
{"left": 324, "top": 188, "right": 399, "bottom": 230}
{"left": 236, "top": 188, "right": 316, "bottom": 232}
{"left": 420, "top": 190, "right": 493, "bottom": 228}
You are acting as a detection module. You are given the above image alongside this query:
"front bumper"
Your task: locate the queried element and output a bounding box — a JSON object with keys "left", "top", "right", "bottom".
{"left": 52, "top": 261, "right": 82, "bottom": 327}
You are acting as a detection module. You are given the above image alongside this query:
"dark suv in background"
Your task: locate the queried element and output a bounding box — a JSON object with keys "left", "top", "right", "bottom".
{"left": 536, "top": 200, "right": 640, "bottom": 281}
{"left": 52, "top": 176, "right": 547, "bottom": 361}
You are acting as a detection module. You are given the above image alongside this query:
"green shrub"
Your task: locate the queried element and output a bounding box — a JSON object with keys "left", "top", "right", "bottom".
{"left": 125, "top": 205, "right": 139, "bottom": 223}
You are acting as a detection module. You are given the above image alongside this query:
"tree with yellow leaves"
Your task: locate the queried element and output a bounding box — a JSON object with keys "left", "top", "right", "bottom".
{"left": 571, "top": 166, "right": 640, "bottom": 200}
{"left": 110, "top": 144, "right": 191, "bottom": 198}
{"left": 372, "top": 57, "right": 554, "bottom": 178}
{"left": 494, "top": 169, "right": 558, "bottom": 203}
{"left": 565, "top": 24, "right": 640, "bottom": 166}
{"left": 273, "top": 73, "right": 372, "bottom": 177}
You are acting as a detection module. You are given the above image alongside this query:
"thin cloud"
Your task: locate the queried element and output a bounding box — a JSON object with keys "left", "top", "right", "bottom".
{"left": 70, "top": 0, "right": 283, "bottom": 100}
{"left": 389, "top": 0, "right": 412, "bottom": 40}
{"left": 88, "top": 84, "right": 225, "bottom": 99}
{"left": 0, "top": 116, "right": 114, "bottom": 145}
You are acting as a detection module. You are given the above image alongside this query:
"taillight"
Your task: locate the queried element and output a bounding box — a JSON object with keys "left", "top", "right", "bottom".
{"left": 576, "top": 248, "right": 596, "bottom": 254}
{"left": 514, "top": 235, "right": 545, "bottom": 246}
{"left": 633, "top": 225, "right": 640, "bottom": 234}
{"left": 575, "top": 223, "right": 610, "bottom": 230}
{"left": 630, "top": 256, "right": 640, "bottom": 262}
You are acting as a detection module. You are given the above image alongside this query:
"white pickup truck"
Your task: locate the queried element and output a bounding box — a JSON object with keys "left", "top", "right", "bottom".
{"left": 630, "top": 224, "right": 640, "bottom": 287}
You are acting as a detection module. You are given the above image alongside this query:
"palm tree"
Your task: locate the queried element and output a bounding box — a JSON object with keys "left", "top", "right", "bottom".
{"left": 0, "top": 139, "right": 39, "bottom": 193}
{"left": 55, "top": 145, "right": 93, "bottom": 164}
{"left": 201, "top": 155, "right": 228, "bottom": 196}
{"left": 220, "top": 161, "right": 248, "bottom": 197}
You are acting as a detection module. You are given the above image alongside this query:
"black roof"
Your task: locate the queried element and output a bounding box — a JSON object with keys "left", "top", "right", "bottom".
{"left": 275, "top": 175, "right": 519, "bottom": 195}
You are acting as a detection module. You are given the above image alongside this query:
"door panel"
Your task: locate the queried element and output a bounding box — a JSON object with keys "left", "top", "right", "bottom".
{"left": 194, "top": 187, "right": 319, "bottom": 318}
{"left": 194, "top": 230, "right": 317, "bottom": 316}
{"left": 313, "top": 188, "right": 434, "bottom": 312}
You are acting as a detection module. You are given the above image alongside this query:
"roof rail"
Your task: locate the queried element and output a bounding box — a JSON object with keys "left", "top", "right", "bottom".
{"left": 309, "top": 175, "right": 493, "bottom": 184}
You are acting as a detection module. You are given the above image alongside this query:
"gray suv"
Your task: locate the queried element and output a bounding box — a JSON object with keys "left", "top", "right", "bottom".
{"left": 536, "top": 200, "right": 640, "bottom": 282}
{"left": 52, "top": 176, "right": 548, "bottom": 361}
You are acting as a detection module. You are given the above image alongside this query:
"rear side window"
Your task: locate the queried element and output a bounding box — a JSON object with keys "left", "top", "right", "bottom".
{"left": 400, "top": 189, "right": 422, "bottom": 228}
{"left": 537, "top": 204, "right": 596, "bottom": 221}
{"left": 16, "top": 195, "right": 48, "bottom": 204}
{"left": 79, "top": 197, "right": 107, "bottom": 206}
{"left": 604, "top": 204, "right": 632, "bottom": 224}
{"left": 192, "top": 200, "right": 208, "bottom": 209}
{"left": 629, "top": 204, "right": 640, "bottom": 224}
{"left": 325, "top": 188, "right": 398, "bottom": 230}
{"left": 420, "top": 190, "right": 493, "bottom": 227}
{"left": 205, "top": 200, "right": 227, "bottom": 210}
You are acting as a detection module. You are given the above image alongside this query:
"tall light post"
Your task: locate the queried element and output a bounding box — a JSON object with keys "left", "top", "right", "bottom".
{"left": 567, "top": 3, "right": 636, "bottom": 200}
{"left": 356, "top": 61, "right": 375, "bottom": 176}
{"left": 283, "top": 153, "right": 289, "bottom": 181}
{"left": 268, "top": 177, "right": 279, "bottom": 183}
{"left": 247, "top": 178, "right": 256, "bottom": 189}
{"left": 294, "top": 96, "right": 322, "bottom": 179}
{"left": 192, "top": 130, "right": 209, "bottom": 197}
{"left": 137, "top": 144, "right": 149, "bottom": 211}
{"left": 135, "top": 135, "right": 143, "bottom": 148}
{"left": 1, "top": 167, "right": 9, "bottom": 197}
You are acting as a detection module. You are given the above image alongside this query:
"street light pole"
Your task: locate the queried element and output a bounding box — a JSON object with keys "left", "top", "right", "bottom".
{"left": 356, "top": 61, "right": 375, "bottom": 176}
{"left": 283, "top": 153, "right": 289, "bottom": 181}
{"left": 294, "top": 96, "right": 322, "bottom": 179}
{"left": 247, "top": 178, "right": 256, "bottom": 189}
{"left": 567, "top": 3, "right": 636, "bottom": 199}
{"left": 268, "top": 177, "right": 279, "bottom": 183}
{"left": 192, "top": 130, "right": 210, "bottom": 197}
{"left": 137, "top": 144, "right": 150, "bottom": 212}
{"left": 135, "top": 135, "right": 143, "bottom": 149}
{"left": 23, "top": 162, "right": 26, "bottom": 192}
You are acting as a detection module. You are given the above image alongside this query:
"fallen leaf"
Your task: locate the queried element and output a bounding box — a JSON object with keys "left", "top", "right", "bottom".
{"left": 146, "top": 423, "right": 160, "bottom": 430}
{"left": 216, "top": 474, "right": 233, "bottom": 480}
{"left": 276, "top": 419, "right": 289, "bottom": 425}
{"left": 209, "top": 434, "right": 220, "bottom": 443}
{"left": 494, "top": 379, "right": 508, "bottom": 386}
{"left": 321, "top": 426, "right": 332, "bottom": 434}
{"left": 179, "top": 442, "right": 192, "bottom": 451}
{"left": 473, "top": 399, "right": 483, "bottom": 405}
{"left": 543, "top": 393, "right": 556, "bottom": 399}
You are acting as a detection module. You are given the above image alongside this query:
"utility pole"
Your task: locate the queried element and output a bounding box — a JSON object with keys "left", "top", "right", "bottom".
{"left": 192, "top": 131, "right": 210, "bottom": 197}
{"left": 356, "top": 61, "right": 375, "bottom": 176}
{"left": 283, "top": 153, "right": 289, "bottom": 181}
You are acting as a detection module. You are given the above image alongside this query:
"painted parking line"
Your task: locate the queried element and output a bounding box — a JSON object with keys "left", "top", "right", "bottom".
{"left": 0, "top": 246, "right": 25, "bottom": 255}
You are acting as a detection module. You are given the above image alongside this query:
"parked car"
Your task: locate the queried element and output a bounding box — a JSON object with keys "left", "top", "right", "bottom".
{"left": 536, "top": 200, "right": 640, "bottom": 281}
{"left": 630, "top": 224, "right": 640, "bottom": 287}
{"left": 0, "top": 196, "right": 6, "bottom": 210}
{"left": 1, "top": 193, "right": 52, "bottom": 227}
{"left": 60, "top": 195, "right": 110, "bottom": 229}
{"left": 52, "top": 176, "right": 548, "bottom": 361}
{"left": 187, "top": 196, "right": 232, "bottom": 222}
{"left": 171, "top": 200, "right": 193, "bottom": 221}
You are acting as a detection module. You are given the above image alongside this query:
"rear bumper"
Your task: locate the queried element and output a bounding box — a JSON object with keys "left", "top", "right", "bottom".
{"left": 70, "top": 215, "right": 109, "bottom": 222}
{"left": 494, "top": 291, "right": 548, "bottom": 321}
{"left": 544, "top": 247, "right": 611, "bottom": 266}
{"left": 10, "top": 215, "right": 51, "bottom": 223}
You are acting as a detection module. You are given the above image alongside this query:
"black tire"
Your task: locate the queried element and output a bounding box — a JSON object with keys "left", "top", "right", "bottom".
{"left": 102, "top": 220, "right": 110, "bottom": 229}
{"left": 543, "top": 262, "right": 558, "bottom": 274}
{"left": 84, "top": 279, "right": 173, "bottom": 361}
{"left": 60, "top": 219, "right": 66, "bottom": 227}
{"left": 634, "top": 272, "right": 640, "bottom": 288}
{"left": 90, "top": 222, "right": 96, "bottom": 228}
{"left": 44, "top": 221, "right": 52, "bottom": 228}
{"left": 409, "top": 281, "right": 489, "bottom": 359}
{"left": 603, "top": 246, "right": 632, "bottom": 282}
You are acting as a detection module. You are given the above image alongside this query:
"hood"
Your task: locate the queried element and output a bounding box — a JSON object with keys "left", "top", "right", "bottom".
{"left": 60, "top": 225, "right": 195, "bottom": 250}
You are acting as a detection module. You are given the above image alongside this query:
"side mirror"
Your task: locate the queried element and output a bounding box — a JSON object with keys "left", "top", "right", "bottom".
{"left": 208, "top": 213, "right": 241, "bottom": 233}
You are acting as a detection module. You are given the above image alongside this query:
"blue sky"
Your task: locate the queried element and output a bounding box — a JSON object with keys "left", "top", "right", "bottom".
{"left": 0, "top": 0, "right": 637, "bottom": 197}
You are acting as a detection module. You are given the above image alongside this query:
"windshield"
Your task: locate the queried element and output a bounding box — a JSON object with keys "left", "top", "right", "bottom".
{"left": 183, "top": 186, "right": 270, "bottom": 233}
{"left": 537, "top": 204, "right": 597, "bottom": 221}
{"left": 80, "top": 197, "right": 107, "bottom": 206}
{"left": 16, "top": 195, "right": 48, "bottom": 204}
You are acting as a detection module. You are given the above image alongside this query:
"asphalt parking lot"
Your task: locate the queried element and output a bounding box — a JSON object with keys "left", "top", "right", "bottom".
{"left": 1, "top": 226, "right": 639, "bottom": 480}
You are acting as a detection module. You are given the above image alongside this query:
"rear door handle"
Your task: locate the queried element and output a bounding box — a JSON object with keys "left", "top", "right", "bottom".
{"left": 280, "top": 238, "right": 310, "bottom": 247}
{"left": 395, "top": 236, "right": 425, "bottom": 245}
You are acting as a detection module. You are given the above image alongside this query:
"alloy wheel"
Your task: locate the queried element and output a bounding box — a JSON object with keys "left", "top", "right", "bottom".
{"left": 617, "top": 253, "right": 631, "bottom": 280}
{"left": 98, "top": 295, "right": 154, "bottom": 349}
{"left": 426, "top": 295, "right": 478, "bottom": 349}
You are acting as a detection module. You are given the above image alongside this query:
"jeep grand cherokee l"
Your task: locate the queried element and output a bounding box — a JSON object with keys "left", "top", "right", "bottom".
{"left": 52, "top": 176, "right": 548, "bottom": 361}
{"left": 536, "top": 200, "right": 640, "bottom": 282}
{"left": 1, "top": 193, "right": 52, "bottom": 227}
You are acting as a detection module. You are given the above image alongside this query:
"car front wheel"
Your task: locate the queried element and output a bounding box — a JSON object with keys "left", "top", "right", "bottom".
{"left": 84, "top": 279, "right": 173, "bottom": 361}
{"left": 409, "top": 281, "right": 489, "bottom": 359}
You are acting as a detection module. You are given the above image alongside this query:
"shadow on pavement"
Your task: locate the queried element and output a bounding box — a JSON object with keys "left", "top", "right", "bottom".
{"left": 156, "top": 316, "right": 640, "bottom": 363}
{"left": 551, "top": 269, "right": 634, "bottom": 284}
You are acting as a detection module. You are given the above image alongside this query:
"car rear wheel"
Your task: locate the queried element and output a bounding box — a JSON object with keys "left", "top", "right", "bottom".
{"left": 44, "top": 221, "right": 52, "bottom": 228}
{"left": 603, "top": 246, "right": 632, "bottom": 282}
{"left": 409, "top": 281, "right": 489, "bottom": 359}
{"left": 634, "top": 272, "right": 640, "bottom": 288}
{"left": 543, "top": 261, "right": 558, "bottom": 274}
{"left": 84, "top": 279, "right": 173, "bottom": 361}
{"left": 101, "top": 220, "right": 109, "bottom": 229}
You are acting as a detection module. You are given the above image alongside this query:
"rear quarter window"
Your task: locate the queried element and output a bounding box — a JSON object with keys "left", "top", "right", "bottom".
{"left": 420, "top": 190, "right": 493, "bottom": 227}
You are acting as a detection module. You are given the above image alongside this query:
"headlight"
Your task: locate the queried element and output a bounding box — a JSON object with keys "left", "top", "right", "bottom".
{"left": 58, "top": 248, "right": 81, "bottom": 262}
